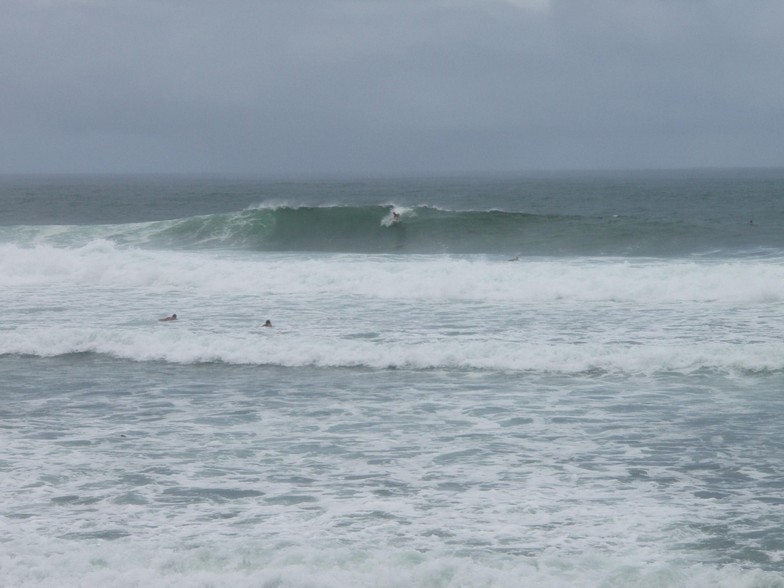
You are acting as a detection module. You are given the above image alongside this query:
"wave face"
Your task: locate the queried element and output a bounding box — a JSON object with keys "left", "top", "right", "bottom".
{"left": 3, "top": 171, "right": 784, "bottom": 256}
{"left": 151, "top": 205, "right": 576, "bottom": 254}
{"left": 1, "top": 203, "right": 777, "bottom": 256}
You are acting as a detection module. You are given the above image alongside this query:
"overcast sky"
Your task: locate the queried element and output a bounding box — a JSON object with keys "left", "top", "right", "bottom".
{"left": 2, "top": 0, "right": 784, "bottom": 176}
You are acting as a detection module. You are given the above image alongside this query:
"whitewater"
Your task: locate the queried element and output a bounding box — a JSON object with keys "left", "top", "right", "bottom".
{"left": 2, "top": 172, "right": 784, "bottom": 587}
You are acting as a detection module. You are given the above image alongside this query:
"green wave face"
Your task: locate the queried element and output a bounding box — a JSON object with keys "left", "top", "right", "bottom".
{"left": 141, "top": 205, "right": 741, "bottom": 256}
{"left": 0, "top": 203, "right": 769, "bottom": 257}
{"left": 139, "top": 205, "right": 585, "bottom": 254}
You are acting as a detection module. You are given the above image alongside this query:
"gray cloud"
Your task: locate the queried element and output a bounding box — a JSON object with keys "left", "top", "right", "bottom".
{"left": 2, "top": 0, "right": 784, "bottom": 175}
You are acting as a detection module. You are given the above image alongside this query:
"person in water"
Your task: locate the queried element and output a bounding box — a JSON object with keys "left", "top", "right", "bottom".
{"left": 392, "top": 211, "right": 400, "bottom": 222}
{"left": 159, "top": 314, "right": 177, "bottom": 322}
{"left": 262, "top": 319, "right": 272, "bottom": 327}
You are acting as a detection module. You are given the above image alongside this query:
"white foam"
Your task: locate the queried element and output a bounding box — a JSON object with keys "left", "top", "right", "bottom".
{"left": 380, "top": 205, "right": 413, "bottom": 226}
{"left": 2, "top": 325, "right": 783, "bottom": 374}
{"left": 1, "top": 542, "right": 777, "bottom": 588}
{"left": 2, "top": 243, "right": 784, "bottom": 304}
{"left": 3, "top": 243, "right": 783, "bottom": 373}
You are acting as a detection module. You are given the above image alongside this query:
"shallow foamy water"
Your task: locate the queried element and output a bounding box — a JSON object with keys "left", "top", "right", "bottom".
{"left": 2, "top": 353, "right": 784, "bottom": 586}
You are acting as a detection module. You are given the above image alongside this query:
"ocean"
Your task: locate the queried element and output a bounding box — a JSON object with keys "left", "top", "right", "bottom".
{"left": 1, "top": 170, "right": 784, "bottom": 587}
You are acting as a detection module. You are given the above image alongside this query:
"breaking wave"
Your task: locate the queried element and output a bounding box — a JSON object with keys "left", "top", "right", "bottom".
{"left": 0, "top": 203, "right": 773, "bottom": 256}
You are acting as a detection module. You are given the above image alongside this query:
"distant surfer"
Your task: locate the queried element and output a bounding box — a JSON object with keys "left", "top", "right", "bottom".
{"left": 159, "top": 313, "right": 177, "bottom": 322}
{"left": 262, "top": 319, "right": 272, "bottom": 327}
{"left": 392, "top": 211, "right": 400, "bottom": 223}
{"left": 508, "top": 256, "right": 519, "bottom": 262}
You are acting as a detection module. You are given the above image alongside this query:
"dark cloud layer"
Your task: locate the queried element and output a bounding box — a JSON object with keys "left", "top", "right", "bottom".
{"left": 3, "top": 0, "right": 784, "bottom": 175}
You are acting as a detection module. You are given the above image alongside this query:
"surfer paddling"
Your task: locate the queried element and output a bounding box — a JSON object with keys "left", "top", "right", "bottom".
{"left": 262, "top": 319, "right": 272, "bottom": 327}
{"left": 159, "top": 313, "right": 177, "bottom": 322}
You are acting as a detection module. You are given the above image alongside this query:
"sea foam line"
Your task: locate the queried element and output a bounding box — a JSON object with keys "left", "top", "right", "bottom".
{"left": 1, "top": 242, "right": 784, "bottom": 304}
{"left": 2, "top": 327, "right": 783, "bottom": 374}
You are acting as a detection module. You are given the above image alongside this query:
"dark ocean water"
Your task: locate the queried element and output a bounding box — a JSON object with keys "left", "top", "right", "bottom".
{"left": 2, "top": 170, "right": 784, "bottom": 587}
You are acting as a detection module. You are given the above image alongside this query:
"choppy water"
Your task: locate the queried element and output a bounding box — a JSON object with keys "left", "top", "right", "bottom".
{"left": 2, "top": 171, "right": 784, "bottom": 587}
